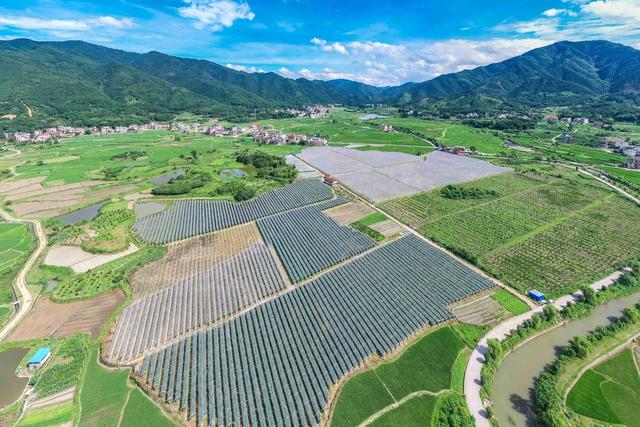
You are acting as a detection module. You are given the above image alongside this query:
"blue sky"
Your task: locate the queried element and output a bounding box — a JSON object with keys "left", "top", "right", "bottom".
{"left": 1, "top": 0, "right": 639, "bottom": 85}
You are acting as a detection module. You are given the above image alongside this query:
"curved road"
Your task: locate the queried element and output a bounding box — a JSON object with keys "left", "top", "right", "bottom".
{"left": 464, "top": 269, "right": 629, "bottom": 427}
{"left": 0, "top": 207, "right": 47, "bottom": 342}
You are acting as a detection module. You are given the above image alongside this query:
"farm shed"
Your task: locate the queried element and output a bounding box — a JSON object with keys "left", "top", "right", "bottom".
{"left": 528, "top": 289, "right": 545, "bottom": 302}
{"left": 27, "top": 347, "right": 51, "bottom": 370}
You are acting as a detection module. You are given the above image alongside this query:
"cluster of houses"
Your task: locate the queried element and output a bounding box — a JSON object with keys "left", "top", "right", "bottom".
{"left": 281, "top": 105, "right": 333, "bottom": 119}
{"left": 546, "top": 115, "right": 603, "bottom": 128}
{"left": 464, "top": 112, "right": 537, "bottom": 121}
{"left": 253, "top": 129, "right": 327, "bottom": 146}
{"left": 2, "top": 122, "right": 177, "bottom": 143}
{"left": 379, "top": 123, "right": 394, "bottom": 132}
{"left": 599, "top": 136, "right": 639, "bottom": 169}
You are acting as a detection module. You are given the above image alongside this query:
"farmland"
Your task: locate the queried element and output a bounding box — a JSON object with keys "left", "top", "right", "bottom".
{"left": 567, "top": 348, "right": 640, "bottom": 426}
{"left": 382, "top": 167, "right": 640, "bottom": 296}
{"left": 133, "top": 235, "right": 493, "bottom": 425}
{"left": 134, "top": 179, "right": 335, "bottom": 243}
{"left": 0, "top": 222, "right": 34, "bottom": 310}
{"left": 331, "top": 326, "right": 467, "bottom": 427}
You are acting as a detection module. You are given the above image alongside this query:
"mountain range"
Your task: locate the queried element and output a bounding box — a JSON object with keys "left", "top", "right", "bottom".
{"left": 1, "top": 38, "right": 639, "bottom": 128}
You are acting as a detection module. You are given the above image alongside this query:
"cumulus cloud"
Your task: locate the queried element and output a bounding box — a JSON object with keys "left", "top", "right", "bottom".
{"left": 179, "top": 0, "right": 255, "bottom": 31}
{"left": 225, "top": 63, "right": 265, "bottom": 73}
{"left": 0, "top": 15, "right": 134, "bottom": 31}
{"left": 274, "top": 37, "right": 550, "bottom": 86}
{"left": 310, "top": 38, "right": 348, "bottom": 55}
{"left": 542, "top": 8, "right": 576, "bottom": 17}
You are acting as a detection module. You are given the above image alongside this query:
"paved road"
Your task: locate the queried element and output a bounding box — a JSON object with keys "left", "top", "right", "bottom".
{"left": 464, "top": 269, "right": 629, "bottom": 427}
{"left": 579, "top": 169, "right": 640, "bottom": 205}
{"left": 0, "top": 207, "right": 47, "bottom": 342}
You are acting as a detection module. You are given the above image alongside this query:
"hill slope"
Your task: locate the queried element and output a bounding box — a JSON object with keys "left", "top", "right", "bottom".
{"left": 392, "top": 41, "right": 640, "bottom": 107}
{"left": 1, "top": 39, "right": 639, "bottom": 129}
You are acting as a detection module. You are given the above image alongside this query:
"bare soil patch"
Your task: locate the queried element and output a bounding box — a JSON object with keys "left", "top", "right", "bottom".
{"left": 324, "top": 202, "right": 375, "bottom": 225}
{"left": 45, "top": 244, "right": 138, "bottom": 273}
{"left": 449, "top": 295, "right": 507, "bottom": 327}
{"left": 369, "top": 219, "right": 404, "bottom": 237}
{"left": 131, "top": 223, "right": 263, "bottom": 297}
{"left": 8, "top": 291, "right": 123, "bottom": 341}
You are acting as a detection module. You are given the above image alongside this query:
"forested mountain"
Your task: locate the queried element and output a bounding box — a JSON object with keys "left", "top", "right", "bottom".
{"left": 0, "top": 39, "right": 639, "bottom": 129}
{"left": 391, "top": 41, "right": 640, "bottom": 108}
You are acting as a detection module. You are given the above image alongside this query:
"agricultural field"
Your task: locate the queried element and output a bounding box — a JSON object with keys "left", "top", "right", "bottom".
{"left": 0, "top": 222, "right": 35, "bottom": 318}
{"left": 489, "top": 289, "right": 530, "bottom": 316}
{"left": 567, "top": 348, "right": 640, "bottom": 426}
{"left": 600, "top": 166, "right": 640, "bottom": 185}
{"left": 331, "top": 326, "right": 466, "bottom": 427}
{"left": 8, "top": 292, "right": 123, "bottom": 341}
{"left": 44, "top": 244, "right": 139, "bottom": 273}
{"left": 368, "top": 394, "right": 438, "bottom": 427}
{"left": 261, "top": 111, "right": 428, "bottom": 146}
{"left": 368, "top": 117, "right": 506, "bottom": 154}
{"left": 298, "top": 147, "right": 510, "bottom": 202}
{"left": 257, "top": 202, "right": 374, "bottom": 282}
{"left": 134, "top": 179, "right": 335, "bottom": 243}
{"left": 17, "top": 402, "right": 73, "bottom": 427}
{"left": 382, "top": 167, "right": 640, "bottom": 296}
{"left": 134, "top": 235, "right": 493, "bottom": 426}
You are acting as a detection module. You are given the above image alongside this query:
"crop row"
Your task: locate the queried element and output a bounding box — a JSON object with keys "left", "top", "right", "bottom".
{"left": 130, "top": 223, "right": 263, "bottom": 297}
{"left": 137, "top": 235, "right": 494, "bottom": 426}
{"left": 108, "top": 242, "right": 288, "bottom": 362}
{"left": 134, "top": 180, "right": 335, "bottom": 244}
{"left": 257, "top": 204, "right": 374, "bottom": 282}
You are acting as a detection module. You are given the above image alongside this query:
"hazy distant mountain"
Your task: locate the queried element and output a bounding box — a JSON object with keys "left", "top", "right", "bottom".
{"left": 0, "top": 39, "right": 638, "bottom": 128}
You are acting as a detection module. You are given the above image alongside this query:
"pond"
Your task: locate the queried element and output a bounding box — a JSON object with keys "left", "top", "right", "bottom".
{"left": 55, "top": 200, "right": 107, "bottom": 225}
{"left": 152, "top": 169, "right": 185, "bottom": 185}
{"left": 220, "top": 169, "right": 247, "bottom": 179}
{"left": 0, "top": 347, "right": 29, "bottom": 408}
{"left": 492, "top": 291, "right": 640, "bottom": 427}
{"left": 134, "top": 201, "right": 167, "bottom": 218}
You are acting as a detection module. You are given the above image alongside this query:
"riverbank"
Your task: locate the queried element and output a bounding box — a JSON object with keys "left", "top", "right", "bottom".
{"left": 464, "top": 268, "right": 636, "bottom": 427}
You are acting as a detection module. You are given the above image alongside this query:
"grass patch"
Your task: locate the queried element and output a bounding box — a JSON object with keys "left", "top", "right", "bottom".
{"left": 331, "top": 327, "right": 465, "bottom": 427}
{"left": 350, "top": 221, "right": 384, "bottom": 242}
{"left": 0, "top": 223, "right": 35, "bottom": 304}
{"left": 450, "top": 323, "right": 490, "bottom": 348}
{"left": 82, "top": 209, "right": 134, "bottom": 254}
{"left": 357, "top": 212, "right": 387, "bottom": 226}
{"left": 78, "top": 349, "right": 130, "bottom": 427}
{"left": 490, "top": 289, "right": 529, "bottom": 316}
{"left": 369, "top": 394, "right": 437, "bottom": 427}
{"left": 120, "top": 389, "right": 175, "bottom": 427}
{"left": 451, "top": 348, "right": 471, "bottom": 394}
{"left": 567, "top": 348, "right": 640, "bottom": 425}
{"left": 18, "top": 402, "right": 73, "bottom": 427}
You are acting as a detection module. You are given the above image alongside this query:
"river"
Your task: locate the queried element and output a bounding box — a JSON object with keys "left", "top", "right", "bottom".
{"left": 492, "top": 291, "right": 640, "bottom": 426}
{"left": 0, "top": 347, "right": 29, "bottom": 408}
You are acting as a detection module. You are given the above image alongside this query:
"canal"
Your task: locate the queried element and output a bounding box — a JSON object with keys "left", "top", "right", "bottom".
{"left": 492, "top": 291, "right": 640, "bottom": 426}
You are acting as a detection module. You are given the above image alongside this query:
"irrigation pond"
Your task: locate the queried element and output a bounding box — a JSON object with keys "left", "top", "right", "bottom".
{"left": 0, "top": 347, "right": 29, "bottom": 408}
{"left": 492, "top": 291, "right": 640, "bottom": 426}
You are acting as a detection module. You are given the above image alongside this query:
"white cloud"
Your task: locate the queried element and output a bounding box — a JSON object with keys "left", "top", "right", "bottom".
{"left": 225, "top": 63, "right": 265, "bottom": 73}
{"left": 497, "top": 0, "right": 640, "bottom": 40}
{"left": 275, "top": 37, "right": 550, "bottom": 86}
{"left": 0, "top": 15, "right": 134, "bottom": 31}
{"left": 310, "top": 37, "right": 347, "bottom": 55}
{"left": 179, "top": 0, "right": 255, "bottom": 31}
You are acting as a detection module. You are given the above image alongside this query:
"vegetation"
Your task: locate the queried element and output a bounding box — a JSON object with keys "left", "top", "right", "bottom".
{"left": 490, "top": 289, "right": 530, "bottom": 316}
{"left": 350, "top": 221, "right": 384, "bottom": 242}
{"left": 51, "top": 247, "right": 163, "bottom": 302}
{"left": 151, "top": 170, "right": 210, "bottom": 196}
{"left": 82, "top": 208, "right": 134, "bottom": 254}
{"left": 331, "top": 326, "right": 469, "bottom": 427}
{"left": 535, "top": 303, "right": 640, "bottom": 426}
{"left": 369, "top": 395, "right": 438, "bottom": 427}
{"left": 0, "top": 223, "right": 35, "bottom": 310}
{"left": 17, "top": 402, "right": 73, "bottom": 427}
{"left": 120, "top": 389, "right": 175, "bottom": 427}
{"left": 236, "top": 150, "right": 297, "bottom": 182}
{"left": 434, "top": 392, "right": 475, "bottom": 427}
{"left": 383, "top": 169, "right": 640, "bottom": 297}
{"left": 440, "top": 185, "right": 499, "bottom": 200}
{"left": 30, "top": 335, "right": 88, "bottom": 398}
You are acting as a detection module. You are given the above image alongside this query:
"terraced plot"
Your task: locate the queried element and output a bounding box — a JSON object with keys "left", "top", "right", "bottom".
{"left": 107, "top": 242, "right": 288, "bottom": 363}
{"left": 382, "top": 170, "right": 640, "bottom": 296}
{"left": 134, "top": 180, "right": 335, "bottom": 243}
{"left": 257, "top": 204, "right": 375, "bottom": 282}
{"left": 135, "top": 235, "right": 493, "bottom": 426}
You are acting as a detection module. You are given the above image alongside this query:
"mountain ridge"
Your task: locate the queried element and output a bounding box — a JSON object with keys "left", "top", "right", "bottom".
{"left": 1, "top": 38, "right": 639, "bottom": 129}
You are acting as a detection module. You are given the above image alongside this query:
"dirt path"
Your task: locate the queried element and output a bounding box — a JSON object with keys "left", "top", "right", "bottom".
{"left": 464, "top": 268, "right": 630, "bottom": 427}
{"left": 579, "top": 168, "right": 640, "bottom": 205}
{"left": 21, "top": 101, "right": 32, "bottom": 118}
{"left": 0, "top": 208, "right": 48, "bottom": 342}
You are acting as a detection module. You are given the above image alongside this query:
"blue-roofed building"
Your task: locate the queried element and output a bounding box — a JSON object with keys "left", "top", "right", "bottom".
{"left": 27, "top": 347, "right": 51, "bottom": 370}
{"left": 528, "top": 289, "right": 545, "bottom": 303}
